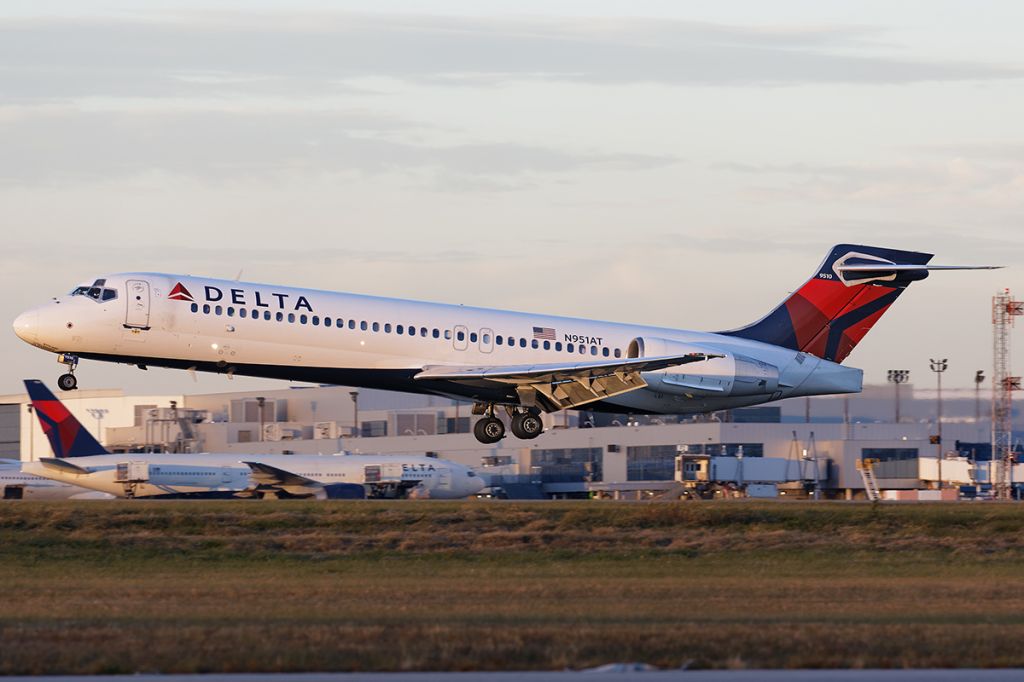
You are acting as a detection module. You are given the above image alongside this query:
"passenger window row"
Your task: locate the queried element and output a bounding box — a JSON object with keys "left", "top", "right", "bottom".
{"left": 188, "top": 303, "right": 622, "bottom": 358}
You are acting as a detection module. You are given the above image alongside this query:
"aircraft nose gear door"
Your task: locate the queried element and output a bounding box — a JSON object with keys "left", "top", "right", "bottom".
{"left": 125, "top": 280, "right": 151, "bottom": 330}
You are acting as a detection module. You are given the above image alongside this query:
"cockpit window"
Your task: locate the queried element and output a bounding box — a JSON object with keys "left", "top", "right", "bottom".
{"left": 70, "top": 285, "right": 118, "bottom": 302}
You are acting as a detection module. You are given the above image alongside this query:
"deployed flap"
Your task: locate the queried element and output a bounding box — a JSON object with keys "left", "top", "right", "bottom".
{"left": 415, "top": 353, "right": 718, "bottom": 382}
{"left": 415, "top": 352, "right": 720, "bottom": 412}
{"left": 243, "top": 461, "right": 317, "bottom": 487}
{"left": 39, "top": 457, "right": 91, "bottom": 475}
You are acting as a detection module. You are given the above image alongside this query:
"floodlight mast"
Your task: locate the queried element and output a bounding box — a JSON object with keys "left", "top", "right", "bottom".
{"left": 992, "top": 290, "right": 1023, "bottom": 500}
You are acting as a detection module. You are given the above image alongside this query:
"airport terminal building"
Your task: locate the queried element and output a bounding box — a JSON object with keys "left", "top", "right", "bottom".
{"left": 0, "top": 381, "right": 1017, "bottom": 499}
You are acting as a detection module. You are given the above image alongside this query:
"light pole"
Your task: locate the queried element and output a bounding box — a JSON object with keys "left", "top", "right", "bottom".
{"left": 349, "top": 391, "right": 359, "bottom": 437}
{"left": 974, "top": 370, "right": 986, "bottom": 435}
{"left": 886, "top": 370, "right": 910, "bottom": 423}
{"left": 26, "top": 404, "right": 33, "bottom": 461}
{"left": 930, "top": 359, "right": 948, "bottom": 490}
{"left": 256, "top": 397, "right": 266, "bottom": 442}
{"left": 86, "top": 408, "right": 109, "bottom": 445}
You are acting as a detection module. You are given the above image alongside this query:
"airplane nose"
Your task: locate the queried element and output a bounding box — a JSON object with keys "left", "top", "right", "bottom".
{"left": 13, "top": 310, "right": 38, "bottom": 344}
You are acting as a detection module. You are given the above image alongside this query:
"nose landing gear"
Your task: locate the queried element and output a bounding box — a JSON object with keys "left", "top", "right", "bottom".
{"left": 56, "top": 354, "right": 79, "bottom": 391}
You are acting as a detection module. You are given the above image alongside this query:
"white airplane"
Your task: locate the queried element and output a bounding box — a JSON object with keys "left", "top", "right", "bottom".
{"left": 20, "top": 380, "right": 485, "bottom": 500}
{"left": 0, "top": 458, "right": 113, "bottom": 500}
{"left": 13, "top": 244, "right": 995, "bottom": 445}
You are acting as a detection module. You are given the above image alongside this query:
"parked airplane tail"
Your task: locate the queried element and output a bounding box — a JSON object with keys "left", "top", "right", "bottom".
{"left": 24, "top": 379, "right": 110, "bottom": 458}
{"left": 722, "top": 244, "right": 995, "bottom": 363}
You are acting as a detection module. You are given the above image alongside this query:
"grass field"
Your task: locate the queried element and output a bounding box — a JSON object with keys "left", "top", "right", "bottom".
{"left": 2, "top": 500, "right": 1024, "bottom": 673}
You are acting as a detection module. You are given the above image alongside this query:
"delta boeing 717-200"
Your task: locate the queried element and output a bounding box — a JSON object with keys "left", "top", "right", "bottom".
{"left": 13, "top": 244, "right": 997, "bottom": 444}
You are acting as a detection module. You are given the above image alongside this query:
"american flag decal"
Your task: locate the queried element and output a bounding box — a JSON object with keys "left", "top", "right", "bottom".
{"left": 532, "top": 326, "right": 556, "bottom": 340}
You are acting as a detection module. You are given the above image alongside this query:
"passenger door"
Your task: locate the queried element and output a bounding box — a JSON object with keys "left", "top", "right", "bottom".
{"left": 435, "top": 467, "right": 452, "bottom": 494}
{"left": 124, "top": 280, "right": 151, "bottom": 329}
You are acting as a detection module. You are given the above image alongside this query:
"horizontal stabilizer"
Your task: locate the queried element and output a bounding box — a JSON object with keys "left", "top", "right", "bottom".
{"left": 835, "top": 264, "right": 1002, "bottom": 272}
{"left": 39, "top": 457, "right": 90, "bottom": 475}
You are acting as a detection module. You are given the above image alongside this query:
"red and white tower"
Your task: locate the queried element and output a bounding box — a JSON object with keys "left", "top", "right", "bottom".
{"left": 992, "top": 289, "right": 1023, "bottom": 500}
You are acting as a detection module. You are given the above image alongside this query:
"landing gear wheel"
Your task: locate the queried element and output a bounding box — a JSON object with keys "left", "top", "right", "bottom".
{"left": 511, "top": 412, "right": 544, "bottom": 439}
{"left": 57, "top": 373, "right": 78, "bottom": 391}
{"left": 473, "top": 417, "right": 505, "bottom": 444}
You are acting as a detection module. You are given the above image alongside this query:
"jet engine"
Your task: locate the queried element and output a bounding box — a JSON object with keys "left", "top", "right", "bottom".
{"left": 627, "top": 337, "right": 780, "bottom": 398}
{"left": 321, "top": 483, "right": 367, "bottom": 499}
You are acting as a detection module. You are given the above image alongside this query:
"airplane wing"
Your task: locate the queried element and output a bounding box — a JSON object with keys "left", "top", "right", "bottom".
{"left": 242, "top": 461, "right": 366, "bottom": 500}
{"left": 414, "top": 352, "right": 720, "bottom": 411}
{"left": 243, "top": 461, "right": 318, "bottom": 487}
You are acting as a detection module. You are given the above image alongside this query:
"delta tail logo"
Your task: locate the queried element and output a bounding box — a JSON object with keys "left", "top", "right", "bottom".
{"left": 168, "top": 282, "right": 194, "bottom": 302}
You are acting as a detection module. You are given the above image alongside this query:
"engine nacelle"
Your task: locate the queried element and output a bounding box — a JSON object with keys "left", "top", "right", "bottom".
{"left": 628, "top": 336, "right": 780, "bottom": 398}
{"left": 322, "top": 483, "right": 367, "bottom": 499}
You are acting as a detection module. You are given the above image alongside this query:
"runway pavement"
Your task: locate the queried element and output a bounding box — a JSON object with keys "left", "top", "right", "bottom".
{"left": 9, "top": 670, "right": 1024, "bottom": 682}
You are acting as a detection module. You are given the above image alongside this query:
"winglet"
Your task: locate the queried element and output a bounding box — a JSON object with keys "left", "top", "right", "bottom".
{"left": 24, "top": 379, "right": 110, "bottom": 458}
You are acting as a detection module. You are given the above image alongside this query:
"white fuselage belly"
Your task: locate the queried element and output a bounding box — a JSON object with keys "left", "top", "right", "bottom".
{"left": 25, "top": 273, "right": 862, "bottom": 413}
{"left": 22, "top": 454, "right": 478, "bottom": 499}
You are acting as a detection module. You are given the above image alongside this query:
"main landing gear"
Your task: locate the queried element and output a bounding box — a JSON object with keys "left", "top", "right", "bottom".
{"left": 56, "top": 354, "right": 79, "bottom": 391}
{"left": 473, "top": 416, "right": 505, "bottom": 445}
{"left": 472, "top": 404, "right": 545, "bottom": 444}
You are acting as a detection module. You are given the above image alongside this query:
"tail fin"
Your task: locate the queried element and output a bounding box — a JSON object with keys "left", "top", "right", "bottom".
{"left": 24, "top": 379, "right": 110, "bottom": 458}
{"left": 722, "top": 244, "right": 963, "bottom": 363}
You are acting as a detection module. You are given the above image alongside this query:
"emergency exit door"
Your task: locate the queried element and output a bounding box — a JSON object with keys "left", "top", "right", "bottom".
{"left": 125, "top": 280, "right": 151, "bottom": 329}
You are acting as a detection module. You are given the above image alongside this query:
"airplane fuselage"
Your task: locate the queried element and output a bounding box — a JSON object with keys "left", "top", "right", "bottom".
{"left": 22, "top": 453, "right": 484, "bottom": 499}
{"left": 13, "top": 273, "right": 862, "bottom": 415}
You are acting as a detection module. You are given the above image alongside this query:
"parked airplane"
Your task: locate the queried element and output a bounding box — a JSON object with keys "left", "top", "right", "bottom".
{"left": 21, "top": 380, "right": 485, "bottom": 499}
{"left": 0, "top": 458, "right": 113, "bottom": 500}
{"left": 13, "top": 245, "right": 996, "bottom": 444}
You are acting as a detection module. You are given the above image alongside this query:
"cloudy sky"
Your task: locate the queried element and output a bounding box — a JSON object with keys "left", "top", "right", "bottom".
{"left": 1, "top": 0, "right": 1021, "bottom": 396}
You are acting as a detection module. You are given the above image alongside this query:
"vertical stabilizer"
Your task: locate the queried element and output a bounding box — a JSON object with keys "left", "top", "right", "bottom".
{"left": 24, "top": 379, "right": 110, "bottom": 458}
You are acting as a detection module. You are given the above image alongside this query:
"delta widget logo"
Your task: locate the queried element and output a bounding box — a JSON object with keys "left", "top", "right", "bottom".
{"left": 168, "top": 282, "right": 194, "bottom": 302}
